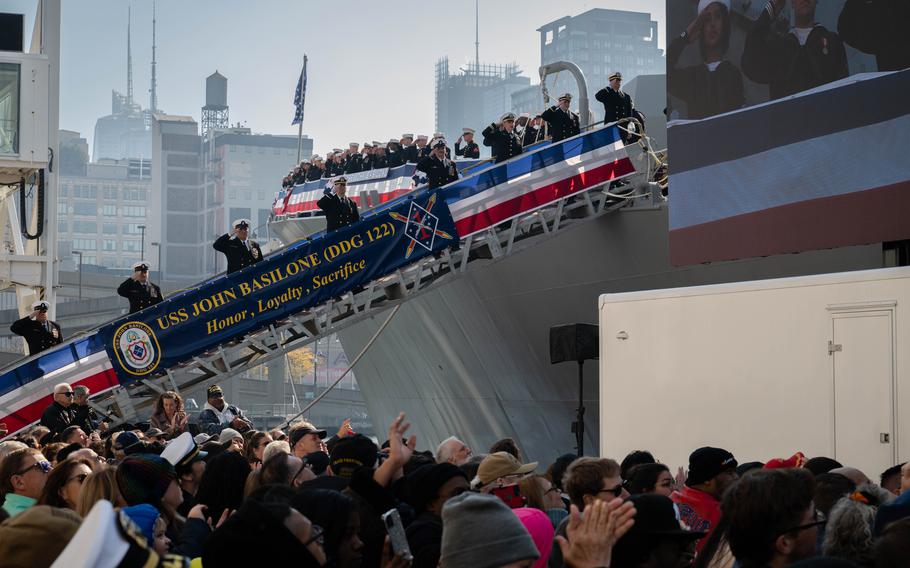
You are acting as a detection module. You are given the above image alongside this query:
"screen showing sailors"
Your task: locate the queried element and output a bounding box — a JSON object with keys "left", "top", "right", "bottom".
{"left": 454, "top": 128, "right": 480, "bottom": 159}
{"left": 117, "top": 261, "right": 163, "bottom": 314}
{"left": 213, "top": 218, "right": 264, "bottom": 274}
{"left": 416, "top": 137, "right": 461, "bottom": 189}
{"left": 541, "top": 93, "right": 582, "bottom": 143}
{"left": 318, "top": 176, "right": 360, "bottom": 232}
{"left": 10, "top": 300, "right": 63, "bottom": 356}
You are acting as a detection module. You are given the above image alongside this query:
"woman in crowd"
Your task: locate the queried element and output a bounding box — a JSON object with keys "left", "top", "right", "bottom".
{"left": 149, "top": 390, "right": 189, "bottom": 440}
{"left": 76, "top": 466, "right": 124, "bottom": 517}
{"left": 519, "top": 474, "right": 568, "bottom": 528}
{"left": 625, "top": 462, "right": 675, "bottom": 497}
{"left": 244, "top": 430, "right": 273, "bottom": 469}
{"left": 292, "top": 488, "right": 364, "bottom": 568}
{"left": 194, "top": 450, "right": 252, "bottom": 522}
{"left": 36, "top": 457, "right": 94, "bottom": 510}
{"left": 0, "top": 448, "right": 50, "bottom": 517}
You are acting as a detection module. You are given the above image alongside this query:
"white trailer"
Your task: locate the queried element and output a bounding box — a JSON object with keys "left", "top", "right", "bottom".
{"left": 598, "top": 267, "right": 909, "bottom": 478}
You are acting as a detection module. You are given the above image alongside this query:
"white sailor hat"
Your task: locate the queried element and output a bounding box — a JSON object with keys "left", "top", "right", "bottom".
{"left": 333, "top": 148, "right": 343, "bottom": 154}
{"left": 401, "top": 133, "right": 414, "bottom": 139}
{"left": 349, "top": 142, "right": 359, "bottom": 147}
{"left": 32, "top": 300, "right": 50, "bottom": 311}
{"left": 161, "top": 432, "right": 207, "bottom": 471}
{"left": 372, "top": 140, "right": 382, "bottom": 147}
{"left": 558, "top": 93, "right": 573, "bottom": 102}
{"left": 698, "top": 0, "right": 730, "bottom": 14}
{"left": 363, "top": 142, "right": 373, "bottom": 148}
{"left": 302, "top": 159, "right": 311, "bottom": 165}
{"left": 500, "top": 112, "right": 517, "bottom": 122}
{"left": 311, "top": 154, "right": 321, "bottom": 161}
{"left": 433, "top": 132, "right": 444, "bottom": 139}
{"left": 131, "top": 261, "right": 150, "bottom": 271}
{"left": 462, "top": 127, "right": 475, "bottom": 135}
{"left": 50, "top": 499, "right": 179, "bottom": 568}
{"left": 416, "top": 134, "right": 428, "bottom": 141}
{"left": 232, "top": 218, "right": 252, "bottom": 229}
{"left": 609, "top": 71, "right": 623, "bottom": 81}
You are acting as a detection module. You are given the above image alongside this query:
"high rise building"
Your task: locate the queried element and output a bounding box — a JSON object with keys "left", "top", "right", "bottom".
{"left": 92, "top": 91, "right": 152, "bottom": 161}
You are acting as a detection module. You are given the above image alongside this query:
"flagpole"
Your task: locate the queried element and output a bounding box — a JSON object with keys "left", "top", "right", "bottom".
{"left": 296, "top": 55, "right": 307, "bottom": 164}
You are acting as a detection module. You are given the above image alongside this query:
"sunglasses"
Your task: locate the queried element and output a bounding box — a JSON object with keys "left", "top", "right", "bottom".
{"left": 61, "top": 392, "right": 75, "bottom": 397}
{"left": 16, "top": 460, "right": 51, "bottom": 476}
{"left": 598, "top": 484, "right": 624, "bottom": 498}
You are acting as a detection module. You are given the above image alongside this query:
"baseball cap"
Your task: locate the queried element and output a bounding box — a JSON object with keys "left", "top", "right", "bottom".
{"left": 113, "top": 431, "right": 142, "bottom": 452}
{"left": 329, "top": 433, "right": 378, "bottom": 477}
{"left": 206, "top": 385, "right": 224, "bottom": 398}
{"left": 686, "top": 447, "right": 738, "bottom": 486}
{"left": 288, "top": 423, "right": 327, "bottom": 447}
{"left": 476, "top": 452, "right": 538, "bottom": 486}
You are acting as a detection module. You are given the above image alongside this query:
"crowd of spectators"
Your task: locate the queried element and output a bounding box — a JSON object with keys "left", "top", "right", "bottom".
{"left": 3, "top": 380, "right": 906, "bottom": 567}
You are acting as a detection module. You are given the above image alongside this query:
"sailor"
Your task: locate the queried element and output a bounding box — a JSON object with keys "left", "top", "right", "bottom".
{"left": 10, "top": 300, "right": 63, "bottom": 356}
{"left": 213, "top": 218, "right": 264, "bottom": 274}
{"left": 595, "top": 72, "right": 646, "bottom": 143}
{"left": 307, "top": 156, "right": 325, "bottom": 181}
{"left": 482, "top": 112, "right": 524, "bottom": 163}
{"left": 386, "top": 138, "right": 404, "bottom": 168}
{"left": 344, "top": 143, "right": 363, "bottom": 174}
{"left": 161, "top": 431, "right": 208, "bottom": 516}
{"left": 432, "top": 132, "right": 452, "bottom": 159}
{"left": 454, "top": 128, "right": 480, "bottom": 159}
{"left": 415, "top": 134, "right": 430, "bottom": 160}
{"left": 318, "top": 176, "right": 360, "bottom": 232}
{"left": 522, "top": 114, "right": 544, "bottom": 146}
{"left": 400, "top": 134, "right": 418, "bottom": 163}
{"left": 541, "top": 93, "right": 582, "bottom": 143}
{"left": 361, "top": 142, "right": 374, "bottom": 170}
{"left": 372, "top": 142, "right": 389, "bottom": 169}
{"left": 416, "top": 138, "right": 461, "bottom": 189}
{"left": 117, "top": 261, "right": 163, "bottom": 314}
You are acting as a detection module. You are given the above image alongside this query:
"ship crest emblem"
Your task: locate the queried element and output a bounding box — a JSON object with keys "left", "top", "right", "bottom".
{"left": 389, "top": 192, "right": 454, "bottom": 259}
{"left": 113, "top": 322, "right": 161, "bottom": 376}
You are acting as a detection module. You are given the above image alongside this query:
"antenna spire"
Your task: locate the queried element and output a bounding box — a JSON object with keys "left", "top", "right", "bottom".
{"left": 475, "top": 0, "right": 480, "bottom": 72}
{"left": 127, "top": 3, "right": 133, "bottom": 106}
{"left": 149, "top": 0, "right": 158, "bottom": 114}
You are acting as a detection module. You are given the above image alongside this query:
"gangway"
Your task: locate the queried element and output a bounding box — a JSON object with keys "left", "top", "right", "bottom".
{"left": 0, "top": 122, "right": 663, "bottom": 437}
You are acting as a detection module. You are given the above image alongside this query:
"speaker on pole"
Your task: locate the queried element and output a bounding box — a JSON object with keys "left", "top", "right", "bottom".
{"left": 549, "top": 323, "right": 598, "bottom": 456}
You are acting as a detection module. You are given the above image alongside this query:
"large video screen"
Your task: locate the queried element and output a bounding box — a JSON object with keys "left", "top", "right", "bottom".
{"left": 667, "top": 0, "right": 910, "bottom": 265}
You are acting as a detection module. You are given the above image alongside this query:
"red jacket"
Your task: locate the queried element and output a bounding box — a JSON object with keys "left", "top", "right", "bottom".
{"left": 671, "top": 486, "right": 720, "bottom": 553}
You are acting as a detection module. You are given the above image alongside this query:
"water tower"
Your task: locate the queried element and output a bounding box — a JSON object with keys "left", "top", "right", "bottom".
{"left": 201, "top": 71, "right": 229, "bottom": 137}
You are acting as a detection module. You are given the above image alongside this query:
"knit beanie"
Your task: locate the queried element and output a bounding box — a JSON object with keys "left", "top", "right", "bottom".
{"left": 440, "top": 492, "right": 539, "bottom": 568}
{"left": 407, "top": 463, "right": 467, "bottom": 513}
{"left": 117, "top": 454, "right": 177, "bottom": 506}
{"left": 513, "top": 507, "right": 554, "bottom": 568}
{"left": 121, "top": 503, "right": 161, "bottom": 546}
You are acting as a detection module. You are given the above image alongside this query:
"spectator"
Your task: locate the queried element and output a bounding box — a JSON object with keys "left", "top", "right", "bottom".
{"left": 112, "top": 430, "right": 145, "bottom": 459}
{"left": 612, "top": 494, "right": 706, "bottom": 568}
{"left": 36, "top": 457, "right": 93, "bottom": 510}
{"left": 0, "top": 505, "right": 82, "bottom": 567}
{"left": 244, "top": 430, "right": 273, "bottom": 468}
{"left": 489, "top": 438, "right": 522, "bottom": 461}
{"left": 625, "top": 463, "right": 675, "bottom": 497}
{"left": 838, "top": 0, "right": 910, "bottom": 72}
{"left": 874, "top": 518, "right": 910, "bottom": 568}
{"left": 144, "top": 428, "right": 166, "bottom": 444}
{"left": 546, "top": 453, "right": 577, "bottom": 496}
{"left": 121, "top": 503, "right": 172, "bottom": 556}
{"left": 519, "top": 474, "right": 567, "bottom": 529}
{"left": 293, "top": 488, "right": 365, "bottom": 568}
{"left": 149, "top": 390, "right": 189, "bottom": 440}
{"left": 440, "top": 492, "right": 540, "bottom": 568}
{"left": 289, "top": 420, "right": 328, "bottom": 458}
{"left": 42, "top": 442, "right": 67, "bottom": 464}
{"left": 218, "top": 427, "right": 245, "bottom": 452}
{"left": 76, "top": 466, "right": 124, "bottom": 517}
{"left": 116, "top": 454, "right": 184, "bottom": 526}
{"left": 823, "top": 484, "right": 893, "bottom": 564}
{"left": 0, "top": 448, "right": 50, "bottom": 517}
{"left": 813, "top": 473, "right": 856, "bottom": 519}
{"left": 804, "top": 456, "right": 843, "bottom": 476}
{"left": 253, "top": 451, "right": 311, "bottom": 491}
{"left": 193, "top": 450, "right": 252, "bottom": 522}
{"left": 722, "top": 468, "right": 819, "bottom": 567}
{"left": 474, "top": 452, "right": 538, "bottom": 501}
{"left": 39, "top": 382, "right": 75, "bottom": 434}
{"left": 482, "top": 113, "right": 523, "bottom": 163}
{"left": 741, "top": 0, "right": 848, "bottom": 101}
{"left": 198, "top": 384, "right": 253, "bottom": 436}
{"left": 269, "top": 427, "right": 288, "bottom": 442}
{"left": 71, "top": 385, "right": 102, "bottom": 433}
{"left": 874, "top": 467, "right": 910, "bottom": 536}
{"left": 436, "top": 436, "right": 473, "bottom": 466}
{"left": 329, "top": 433, "right": 378, "bottom": 478}
{"left": 61, "top": 445, "right": 104, "bottom": 466}
{"left": 514, "top": 507, "right": 555, "bottom": 568}
{"left": 161, "top": 432, "right": 208, "bottom": 517}
{"left": 59, "top": 424, "right": 88, "bottom": 447}
{"left": 880, "top": 463, "right": 905, "bottom": 497}
{"left": 620, "top": 450, "right": 657, "bottom": 480}
{"left": 0, "top": 440, "right": 28, "bottom": 465}
{"left": 405, "top": 463, "right": 469, "bottom": 568}
{"left": 828, "top": 467, "right": 871, "bottom": 487}
{"left": 671, "top": 446, "right": 738, "bottom": 552}
{"left": 263, "top": 439, "right": 292, "bottom": 464}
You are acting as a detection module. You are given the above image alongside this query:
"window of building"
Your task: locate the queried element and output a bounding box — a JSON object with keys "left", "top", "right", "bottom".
{"left": 123, "top": 188, "right": 148, "bottom": 201}
{"left": 72, "top": 220, "right": 97, "bottom": 233}
{"left": 81, "top": 255, "right": 96, "bottom": 265}
{"left": 73, "top": 185, "right": 98, "bottom": 199}
{"left": 123, "top": 223, "right": 144, "bottom": 235}
{"left": 73, "top": 202, "right": 98, "bottom": 216}
{"left": 545, "top": 30, "right": 553, "bottom": 45}
{"left": 242, "top": 191, "right": 252, "bottom": 201}
{"left": 101, "top": 256, "right": 119, "bottom": 268}
{"left": 102, "top": 223, "right": 118, "bottom": 235}
{"left": 59, "top": 185, "right": 68, "bottom": 197}
{"left": 57, "top": 221, "right": 67, "bottom": 233}
{"left": 273, "top": 147, "right": 281, "bottom": 155}
{"left": 103, "top": 187, "right": 118, "bottom": 200}
{"left": 72, "top": 238, "right": 97, "bottom": 251}
{"left": 228, "top": 189, "right": 237, "bottom": 200}
{"left": 122, "top": 240, "right": 141, "bottom": 252}
{"left": 102, "top": 204, "right": 117, "bottom": 217}
{"left": 102, "top": 239, "right": 117, "bottom": 251}
{"left": 122, "top": 205, "right": 146, "bottom": 217}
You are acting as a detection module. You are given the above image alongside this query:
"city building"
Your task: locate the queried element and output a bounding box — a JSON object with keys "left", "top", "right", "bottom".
{"left": 92, "top": 91, "right": 152, "bottom": 161}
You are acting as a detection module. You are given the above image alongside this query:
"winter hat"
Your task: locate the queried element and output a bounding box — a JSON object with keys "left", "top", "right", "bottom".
{"left": 304, "top": 451, "right": 330, "bottom": 476}
{"left": 121, "top": 504, "right": 161, "bottom": 546}
{"left": 218, "top": 428, "right": 242, "bottom": 444}
{"left": 440, "top": 492, "right": 539, "bottom": 568}
{"left": 0, "top": 505, "right": 81, "bottom": 568}
{"left": 513, "top": 507, "right": 555, "bottom": 568}
{"left": 329, "top": 433, "right": 378, "bottom": 477}
{"left": 116, "top": 454, "right": 177, "bottom": 506}
{"left": 686, "top": 447, "right": 737, "bottom": 486}
{"left": 407, "top": 463, "right": 467, "bottom": 513}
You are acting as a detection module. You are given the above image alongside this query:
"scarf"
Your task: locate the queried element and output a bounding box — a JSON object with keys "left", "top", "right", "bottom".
{"left": 203, "top": 401, "right": 236, "bottom": 425}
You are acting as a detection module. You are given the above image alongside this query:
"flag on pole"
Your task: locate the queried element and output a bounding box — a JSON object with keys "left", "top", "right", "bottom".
{"left": 292, "top": 55, "right": 307, "bottom": 126}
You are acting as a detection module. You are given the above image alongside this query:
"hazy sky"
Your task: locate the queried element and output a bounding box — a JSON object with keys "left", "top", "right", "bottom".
{"left": 5, "top": 0, "right": 665, "bottom": 159}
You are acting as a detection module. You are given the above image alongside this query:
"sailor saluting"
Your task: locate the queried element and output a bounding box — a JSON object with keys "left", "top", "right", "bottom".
{"left": 213, "top": 218, "right": 264, "bottom": 274}
{"left": 10, "top": 300, "right": 63, "bottom": 355}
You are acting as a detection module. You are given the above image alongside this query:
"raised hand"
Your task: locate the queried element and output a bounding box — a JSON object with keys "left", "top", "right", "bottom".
{"left": 556, "top": 499, "right": 636, "bottom": 568}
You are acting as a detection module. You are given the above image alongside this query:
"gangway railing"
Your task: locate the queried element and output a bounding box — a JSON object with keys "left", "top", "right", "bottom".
{"left": 0, "top": 124, "right": 662, "bottom": 436}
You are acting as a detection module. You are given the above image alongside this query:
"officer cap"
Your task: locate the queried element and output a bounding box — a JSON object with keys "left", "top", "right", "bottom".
{"left": 388, "top": 138, "right": 399, "bottom": 144}
{"left": 311, "top": 154, "right": 321, "bottom": 161}
{"left": 432, "top": 138, "right": 447, "bottom": 149}
{"left": 363, "top": 143, "right": 373, "bottom": 148}
{"left": 609, "top": 71, "right": 622, "bottom": 81}
{"left": 232, "top": 218, "right": 252, "bottom": 229}
{"left": 349, "top": 142, "right": 359, "bottom": 147}
{"left": 500, "top": 112, "right": 517, "bottom": 122}
{"left": 334, "top": 177, "right": 348, "bottom": 185}
{"left": 558, "top": 93, "right": 573, "bottom": 102}
{"left": 131, "top": 261, "right": 150, "bottom": 271}
{"left": 32, "top": 300, "right": 50, "bottom": 311}
{"left": 161, "top": 432, "right": 207, "bottom": 470}
{"left": 698, "top": 0, "right": 730, "bottom": 14}
{"left": 462, "top": 128, "right": 475, "bottom": 135}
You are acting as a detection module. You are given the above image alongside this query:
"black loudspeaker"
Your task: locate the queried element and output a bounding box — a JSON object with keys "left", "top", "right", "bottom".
{"left": 549, "top": 323, "right": 599, "bottom": 364}
{"left": 0, "top": 14, "right": 24, "bottom": 52}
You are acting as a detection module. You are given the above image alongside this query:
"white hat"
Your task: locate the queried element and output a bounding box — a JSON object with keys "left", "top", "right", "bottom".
{"left": 698, "top": 0, "right": 730, "bottom": 14}
{"left": 558, "top": 93, "right": 573, "bottom": 102}
{"left": 401, "top": 133, "right": 414, "bottom": 139}
{"left": 218, "top": 428, "right": 242, "bottom": 444}
{"left": 500, "top": 112, "right": 517, "bottom": 122}
{"left": 161, "top": 432, "right": 197, "bottom": 466}
{"left": 462, "top": 127, "right": 475, "bottom": 134}
{"left": 232, "top": 218, "right": 251, "bottom": 229}
{"left": 433, "top": 132, "right": 444, "bottom": 139}
{"left": 131, "top": 261, "right": 150, "bottom": 271}
{"left": 349, "top": 142, "right": 359, "bottom": 147}
{"left": 431, "top": 138, "right": 448, "bottom": 148}
{"left": 332, "top": 148, "right": 343, "bottom": 154}
{"left": 31, "top": 300, "right": 50, "bottom": 311}
{"left": 416, "top": 134, "right": 428, "bottom": 141}
{"left": 194, "top": 433, "right": 213, "bottom": 445}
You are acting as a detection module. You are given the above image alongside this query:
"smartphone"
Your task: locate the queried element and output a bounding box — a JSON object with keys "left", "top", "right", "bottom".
{"left": 382, "top": 508, "right": 412, "bottom": 561}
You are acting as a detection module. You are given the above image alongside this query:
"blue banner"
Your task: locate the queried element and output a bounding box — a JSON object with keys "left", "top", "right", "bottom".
{"left": 98, "top": 191, "right": 458, "bottom": 384}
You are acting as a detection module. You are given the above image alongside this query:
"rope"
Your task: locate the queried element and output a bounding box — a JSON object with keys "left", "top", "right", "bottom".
{"left": 278, "top": 303, "right": 401, "bottom": 429}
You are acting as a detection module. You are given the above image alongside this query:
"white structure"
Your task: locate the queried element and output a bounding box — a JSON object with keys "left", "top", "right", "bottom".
{"left": 599, "top": 268, "right": 909, "bottom": 477}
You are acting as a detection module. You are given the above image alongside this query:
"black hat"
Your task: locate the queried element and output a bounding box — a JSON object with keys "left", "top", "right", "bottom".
{"left": 304, "top": 451, "right": 330, "bottom": 476}
{"left": 407, "top": 463, "right": 468, "bottom": 513}
{"left": 687, "top": 447, "right": 737, "bottom": 486}
{"left": 329, "top": 433, "right": 378, "bottom": 477}
{"left": 289, "top": 424, "right": 328, "bottom": 448}
{"left": 206, "top": 384, "right": 224, "bottom": 398}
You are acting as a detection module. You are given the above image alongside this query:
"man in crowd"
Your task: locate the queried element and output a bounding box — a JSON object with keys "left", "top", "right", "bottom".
{"left": 213, "top": 219, "right": 263, "bottom": 274}
{"left": 482, "top": 112, "right": 523, "bottom": 163}
{"left": 39, "top": 382, "right": 76, "bottom": 434}
{"left": 435, "top": 436, "right": 473, "bottom": 466}
{"left": 198, "top": 384, "right": 253, "bottom": 436}
{"left": 741, "top": 0, "right": 848, "bottom": 100}
{"left": 59, "top": 425, "right": 88, "bottom": 447}
{"left": 406, "top": 463, "right": 471, "bottom": 568}
{"left": 611, "top": 494, "right": 706, "bottom": 568}
{"left": 722, "top": 468, "right": 819, "bottom": 567}
{"left": 416, "top": 139, "right": 460, "bottom": 190}
{"left": 454, "top": 128, "right": 480, "bottom": 159}
{"left": 317, "top": 176, "right": 360, "bottom": 232}
{"left": 10, "top": 300, "right": 62, "bottom": 356}
{"left": 117, "top": 261, "right": 163, "bottom": 314}
{"left": 161, "top": 432, "right": 207, "bottom": 516}
{"left": 671, "top": 446, "right": 738, "bottom": 553}
{"left": 0, "top": 448, "right": 50, "bottom": 517}
{"left": 288, "top": 421, "right": 327, "bottom": 459}
{"left": 71, "top": 385, "right": 103, "bottom": 434}
{"left": 541, "top": 93, "right": 581, "bottom": 143}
